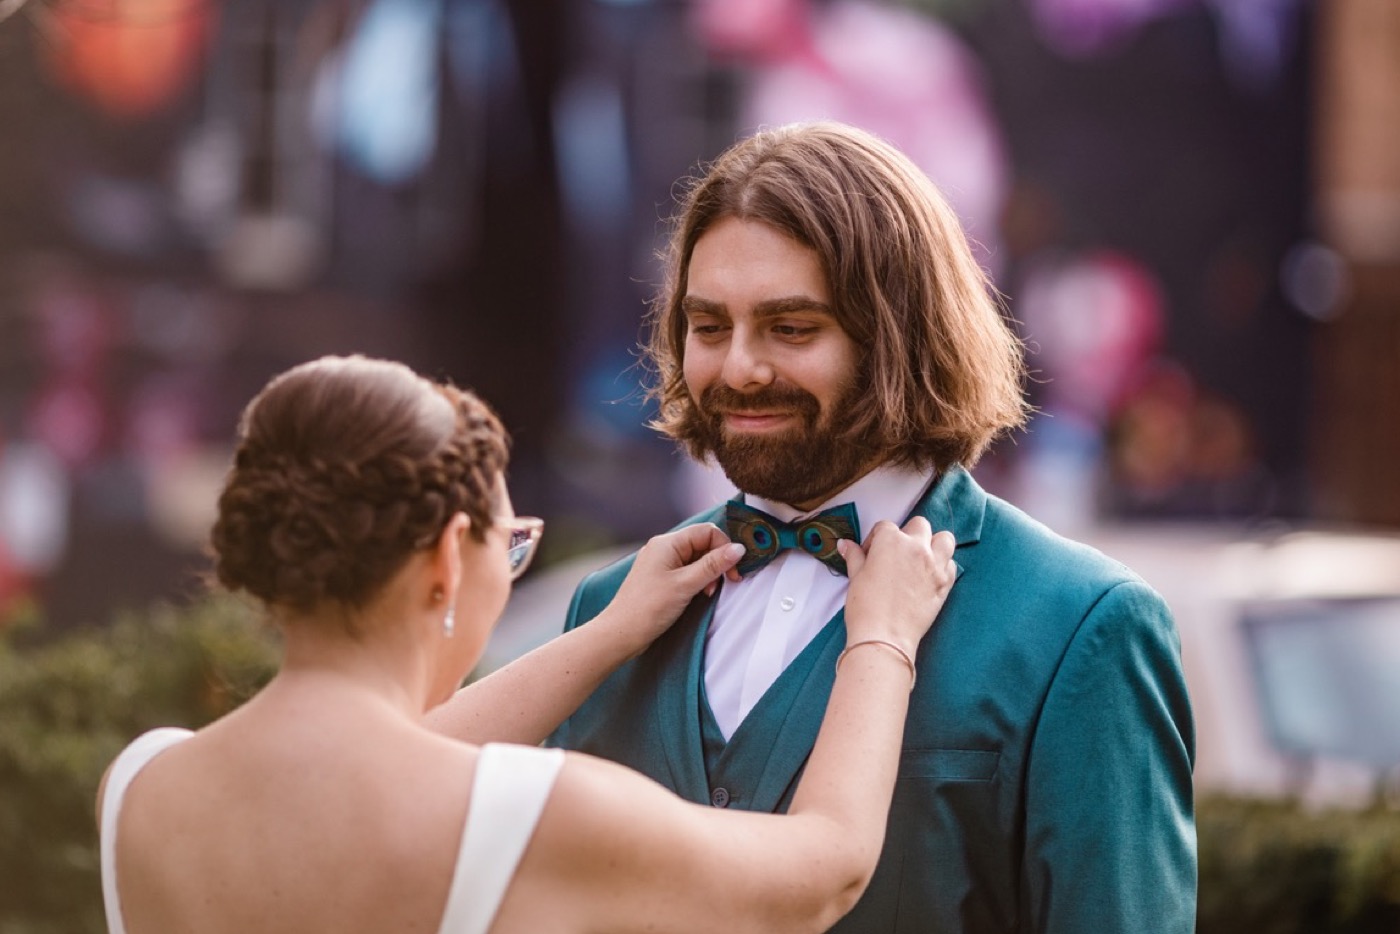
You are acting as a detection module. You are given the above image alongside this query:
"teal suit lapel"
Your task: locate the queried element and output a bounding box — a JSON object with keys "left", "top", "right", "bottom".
{"left": 910, "top": 466, "right": 986, "bottom": 579}
{"left": 652, "top": 593, "right": 715, "bottom": 804}
{"left": 647, "top": 502, "right": 730, "bottom": 804}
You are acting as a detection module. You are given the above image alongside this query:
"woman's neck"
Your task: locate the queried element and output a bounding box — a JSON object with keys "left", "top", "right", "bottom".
{"left": 267, "top": 612, "right": 438, "bottom": 719}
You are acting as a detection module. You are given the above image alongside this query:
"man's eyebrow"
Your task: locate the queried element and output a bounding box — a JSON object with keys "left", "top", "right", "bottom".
{"left": 680, "top": 295, "right": 834, "bottom": 318}
{"left": 752, "top": 296, "right": 834, "bottom": 318}
{"left": 681, "top": 295, "right": 725, "bottom": 317}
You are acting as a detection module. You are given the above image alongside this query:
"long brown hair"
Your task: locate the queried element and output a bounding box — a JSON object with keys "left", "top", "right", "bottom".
{"left": 644, "top": 121, "right": 1030, "bottom": 469}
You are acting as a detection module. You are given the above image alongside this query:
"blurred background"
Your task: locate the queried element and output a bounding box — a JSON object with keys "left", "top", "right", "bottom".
{"left": 1, "top": 0, "right": 1400, "bottom": 928}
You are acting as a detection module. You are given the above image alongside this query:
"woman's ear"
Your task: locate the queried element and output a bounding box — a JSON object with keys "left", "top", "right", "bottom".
{"left": 429, "top": 512, "right": 471, "bottom": 604}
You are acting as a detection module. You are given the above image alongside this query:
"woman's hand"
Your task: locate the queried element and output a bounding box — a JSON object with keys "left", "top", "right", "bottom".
{"left": 604, "top": 524, "right": 745, "bottom": 656}
{"left": 423, "top": 524, "right": 742, "bottom": 745}
{"left": 837, "top": 517, "right": 957, "bottom": 659}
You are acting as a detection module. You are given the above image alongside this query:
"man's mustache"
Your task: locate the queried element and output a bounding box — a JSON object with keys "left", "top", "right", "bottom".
{"left": 699, "top": 384, "right": 822, "bottom": 417}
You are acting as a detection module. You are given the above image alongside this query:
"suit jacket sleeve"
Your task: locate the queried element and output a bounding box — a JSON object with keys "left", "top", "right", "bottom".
{"left": 548, "top": 575, "right": 598, "bottom": 751}
{"left": 545, "top": 558, "right": 635, "bottom": 750}
{"left": 1021, "top": 579, "right": 1197, "bottom": 933}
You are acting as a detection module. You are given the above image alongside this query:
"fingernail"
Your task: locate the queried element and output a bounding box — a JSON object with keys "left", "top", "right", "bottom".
{"left": 724, "top": 542, "right": 746, "bottom": 559}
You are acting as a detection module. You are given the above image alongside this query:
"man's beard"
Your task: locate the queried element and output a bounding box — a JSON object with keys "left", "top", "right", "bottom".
{"left": 696, "top": 382, "right": 873, "bottom": 507}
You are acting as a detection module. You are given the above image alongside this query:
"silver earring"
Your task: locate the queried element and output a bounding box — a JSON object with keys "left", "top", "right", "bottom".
{"left": 443, "top": 605, "right": 456, "bottom": 639}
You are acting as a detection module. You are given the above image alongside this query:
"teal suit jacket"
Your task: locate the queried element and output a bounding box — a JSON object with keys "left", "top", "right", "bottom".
{"left": 550, "top": 467, "right": 1196, "bottom": 933}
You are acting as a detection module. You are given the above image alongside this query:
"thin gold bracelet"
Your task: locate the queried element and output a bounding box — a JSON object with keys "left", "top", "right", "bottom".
{"left": 835, "top": 639, "right": 917, "bottom": 691}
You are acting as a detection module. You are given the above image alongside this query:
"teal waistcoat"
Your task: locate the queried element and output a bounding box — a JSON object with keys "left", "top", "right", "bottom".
{"left": 698, "top": 615, "right": 846, "bottom": 813}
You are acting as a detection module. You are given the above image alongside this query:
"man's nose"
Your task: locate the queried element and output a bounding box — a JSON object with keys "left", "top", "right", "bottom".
{"left": 721, "top": 333, "right": 775, "bottom": 389}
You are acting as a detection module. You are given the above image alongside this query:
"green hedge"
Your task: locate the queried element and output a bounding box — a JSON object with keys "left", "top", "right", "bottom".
{"left": 1197, "top": 794, "right": 1400, "bottom": 933}
{"left": 0, "top": 598, "right": 278, "bottom": 934}
{"left": 2, "top": 599, "right": 1400, "bottom": 932}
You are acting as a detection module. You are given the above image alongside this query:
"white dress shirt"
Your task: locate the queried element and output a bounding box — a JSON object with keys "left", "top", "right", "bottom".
{"left": 703, "top": 464, "right": 935, "bottom": 739}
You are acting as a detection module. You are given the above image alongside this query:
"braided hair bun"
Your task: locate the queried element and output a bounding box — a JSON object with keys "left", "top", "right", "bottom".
{"left": 210, "top": 356, "right": 508, "bottom": 614}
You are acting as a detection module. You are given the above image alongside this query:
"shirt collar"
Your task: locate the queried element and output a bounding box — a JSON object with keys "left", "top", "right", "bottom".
{"left": 747, "top": 463, "right": 934, "bottom": 537}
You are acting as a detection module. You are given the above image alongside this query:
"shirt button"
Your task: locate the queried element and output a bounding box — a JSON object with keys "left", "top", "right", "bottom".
{"left": 711, "top": 787, "right": 731, "bottom": 808}
{"left": 780, "top": 596, "right": 796, "bottom": 611}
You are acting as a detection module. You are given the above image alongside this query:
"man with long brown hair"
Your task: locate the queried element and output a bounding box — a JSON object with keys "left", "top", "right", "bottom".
{"left": 550, "top": 121, "right": 1195, "bottom": 933}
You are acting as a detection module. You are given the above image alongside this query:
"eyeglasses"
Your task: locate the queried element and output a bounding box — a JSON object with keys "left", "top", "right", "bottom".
{"left": 501, "top": 516, "right": 544, "bottom": 580}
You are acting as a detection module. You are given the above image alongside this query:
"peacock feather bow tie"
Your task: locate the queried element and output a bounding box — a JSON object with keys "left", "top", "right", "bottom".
{"left": 724, "top": 501, "right": 861, "bottom": 577}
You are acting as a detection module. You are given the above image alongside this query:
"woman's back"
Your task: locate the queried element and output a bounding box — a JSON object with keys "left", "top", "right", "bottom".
{"left": 101, "top": 697, "right": 556, "bottom": 934}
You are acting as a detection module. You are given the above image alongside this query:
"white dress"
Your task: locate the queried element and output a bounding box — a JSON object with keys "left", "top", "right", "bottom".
{"left": 99, "top": 729, "right": 565, "bottom": 934}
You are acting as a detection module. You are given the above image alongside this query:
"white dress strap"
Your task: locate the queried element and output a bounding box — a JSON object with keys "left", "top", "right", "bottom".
{"left": 99, "top": 727, "right": 195, "bottom": 934}
{"left": 437, "top": 743, "right": 566, "bottom": 934}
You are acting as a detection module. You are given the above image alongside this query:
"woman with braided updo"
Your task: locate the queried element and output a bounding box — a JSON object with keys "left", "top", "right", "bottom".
{"left": 96, "top": 354, "right": 957, "bottom": 934}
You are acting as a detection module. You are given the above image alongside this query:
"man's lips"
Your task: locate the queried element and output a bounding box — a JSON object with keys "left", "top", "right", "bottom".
{"left": 721, "top": 410, "right": 797, "bottom": 433}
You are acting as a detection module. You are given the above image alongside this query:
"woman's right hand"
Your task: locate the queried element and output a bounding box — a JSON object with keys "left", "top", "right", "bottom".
{"left": 604, "top": 524, "right": 746, "bottom": 657}
{"left": 423, "top": 524, "right": 742, "bottom": 746}
{"left": 837, "top": 517, "right": 957, "bottom": 659}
